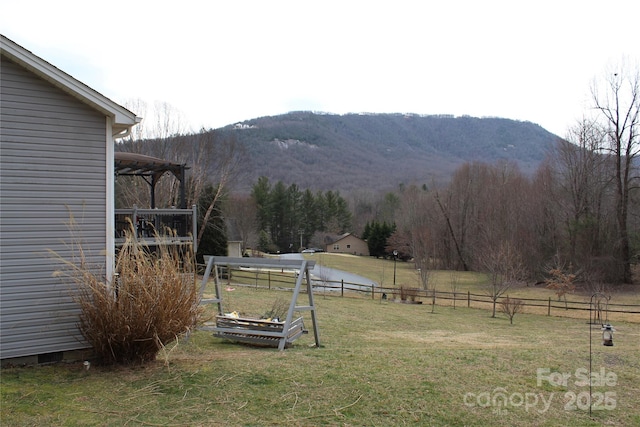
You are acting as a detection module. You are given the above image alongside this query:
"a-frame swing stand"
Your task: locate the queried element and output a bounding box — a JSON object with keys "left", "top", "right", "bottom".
{"left": 199, "top": 256, "right": 320, "bottom": 350}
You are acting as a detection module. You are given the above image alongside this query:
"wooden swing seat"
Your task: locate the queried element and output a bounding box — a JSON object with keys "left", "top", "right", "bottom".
{"left": 198, "top": 256, "right": 320, "bottom": 350}
{"left": 214, "top": 315, "right": 306, "bottom": 347}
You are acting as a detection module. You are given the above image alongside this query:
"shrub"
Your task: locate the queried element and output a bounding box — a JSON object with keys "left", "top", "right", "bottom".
{"left": 399, "top": 286, "right": 420, "bottom": 302}
{"left": 261, "top": 297, "right": 289, "bottom": 321}
{"left": 500, "top": 296, "right": 524, "bottom": 325}
{"left": 545, "top": 266, "right": 576, "bottom": 303}
{"left": 59, "top": 230, "right": 201, "bottom": 365}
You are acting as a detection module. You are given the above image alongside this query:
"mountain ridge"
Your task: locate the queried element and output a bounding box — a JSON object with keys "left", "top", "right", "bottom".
{"left": 222, "top": 111, "right": 561, "bottom": 191}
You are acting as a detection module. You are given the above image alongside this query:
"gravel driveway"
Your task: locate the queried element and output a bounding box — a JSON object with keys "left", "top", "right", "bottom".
{"left": 279, "top": 253, "right": 378, "bottom": 291}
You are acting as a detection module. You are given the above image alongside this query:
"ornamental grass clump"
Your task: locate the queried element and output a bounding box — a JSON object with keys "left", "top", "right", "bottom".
{"left": 62, "top": 230, "right": 201, "bottom": 365}
{"left": 399, "top": 286, "right": 420, "bottom": 303}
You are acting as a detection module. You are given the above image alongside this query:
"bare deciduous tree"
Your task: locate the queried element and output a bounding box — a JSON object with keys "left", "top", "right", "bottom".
{"left": 547, "top": 119, "right": 616, "bottom": 278}
{"left": 193, "top": 133, "right": 245, "bottom": 243}
{"left": 482, "top": 241, "right": 525, "bottom": 318}
{"left": 117, "top": 100, "right": 190, "bottom": 209}
{"left": 591, "top": 61, "right": 640, "bottom": 283}
{"left": 449, "top": 270, "right": 460, "bottom": 309}
{"left": 117, "top": 100, "right": 247, "bottom": 251}
{"left": 223, "top": 195, "right": 258, "bottom": 254}
{"left": 500, "top": 296, "right": 524, "bottom": 325}
{"left": 393, "top": 185, "right": 438, "bottom": 289}
{"left": 433, "top": 186, "right": 470, "bottom": 271}
{"left": 124, "top": 99, "right": 189, "bottom": 143}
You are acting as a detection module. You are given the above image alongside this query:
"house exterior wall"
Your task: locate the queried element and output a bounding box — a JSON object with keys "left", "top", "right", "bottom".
{"left": 0, "top": 56, "right": 108, "bottom": 360}
{"left": 325, "top": 234, "right": 370, "bottom": 256}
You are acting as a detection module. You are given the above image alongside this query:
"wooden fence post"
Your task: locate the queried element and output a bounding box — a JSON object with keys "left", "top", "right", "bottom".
{"left": 372, "top": 284, "right": 375, "bottom": 300}
{"left": 548, "top": 297, "right": 551, "bottom": 316}
{"left": 468, "top": 291, "right": 471, "bottom": 308}
{"left": 341, "top": 279, "right": 344, "bottom": 297}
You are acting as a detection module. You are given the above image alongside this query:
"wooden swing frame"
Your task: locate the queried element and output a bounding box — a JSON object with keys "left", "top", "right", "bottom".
{"left": 199, "top": 256, "right": 320, "bottom": 350}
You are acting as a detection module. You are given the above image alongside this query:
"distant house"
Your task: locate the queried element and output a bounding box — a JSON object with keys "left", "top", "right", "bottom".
{"left": 227, "top": 241, "right": 243, "bottom": 258}
{"left": 325, "top": 233, "right": 369, "bottom": 256}
{"left": 0, "top": 36, "right": 139, "bottom": 364}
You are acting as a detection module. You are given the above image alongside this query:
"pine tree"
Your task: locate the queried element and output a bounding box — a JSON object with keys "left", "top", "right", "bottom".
{"left": 196, "top": 184, "right": 227, "bottom": 261}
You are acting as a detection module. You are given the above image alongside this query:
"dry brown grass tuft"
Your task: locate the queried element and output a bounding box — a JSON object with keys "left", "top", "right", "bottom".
{"left": 62, "top": 227, "right": 201, "bottom": 365}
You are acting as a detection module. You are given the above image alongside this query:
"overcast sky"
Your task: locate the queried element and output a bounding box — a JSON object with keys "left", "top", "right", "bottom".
{"left": 2, "top": 0, "right": 638, "bottom": 137}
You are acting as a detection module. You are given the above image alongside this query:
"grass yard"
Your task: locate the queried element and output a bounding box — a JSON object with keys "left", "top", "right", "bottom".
{"left": 2, "top": 256, "right": 639, "bottom": 426}
{"left": 305, "top": 252, "right": 488, "bottom": 290}
{"left": 308, "top": 253, "right": 640, "bottom": 322}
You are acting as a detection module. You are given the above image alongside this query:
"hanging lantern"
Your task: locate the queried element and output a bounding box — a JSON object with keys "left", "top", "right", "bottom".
{"left": 601, "top": 324, "right": 615, "bottom": 346}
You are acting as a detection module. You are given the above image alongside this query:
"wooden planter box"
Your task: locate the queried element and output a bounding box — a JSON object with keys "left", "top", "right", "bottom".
{"left": 213, "top": 315, "right": 306, "bottom": 348}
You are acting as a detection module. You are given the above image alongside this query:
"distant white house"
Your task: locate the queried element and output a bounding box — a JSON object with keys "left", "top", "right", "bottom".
{"left": 0, "top": 35, "right": 140, "bottom": 364}
{"left": 227, "top": 241, "right": 243, "bottom": 258}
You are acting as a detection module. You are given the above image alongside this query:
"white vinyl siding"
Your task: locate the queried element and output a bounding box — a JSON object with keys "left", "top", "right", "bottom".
{"left": 0, "top": 56, "right": 108, "bottom": 359}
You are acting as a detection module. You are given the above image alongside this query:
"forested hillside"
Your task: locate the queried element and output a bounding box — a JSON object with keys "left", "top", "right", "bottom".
{"left": 221, "top": 112, "right": 561, "bottom": 191}
{"left": 116, "top": 73, "right": 638, "bottom": 287}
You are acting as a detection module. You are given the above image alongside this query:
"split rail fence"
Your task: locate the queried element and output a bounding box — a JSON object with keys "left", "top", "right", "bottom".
{"left": 216, "top": 267, "right": 640, "bottom": 318}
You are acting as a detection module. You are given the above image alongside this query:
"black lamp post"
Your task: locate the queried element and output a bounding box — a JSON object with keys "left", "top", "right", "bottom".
{"left": 393, "top": 250, "right": 398, "bottom": 288}
{"left": 589, "top": 292, "right": 615, "bottom": 416}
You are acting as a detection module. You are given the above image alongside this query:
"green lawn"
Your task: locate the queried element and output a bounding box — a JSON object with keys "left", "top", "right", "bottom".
{"left": 305, "top": 252, "right": 489, "bottom": 290}
{"left": 2, "top": 278, "right": 639, "bottom": 426}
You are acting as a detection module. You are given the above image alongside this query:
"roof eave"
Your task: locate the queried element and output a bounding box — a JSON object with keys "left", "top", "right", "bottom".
{"left": 1, "top": 35, "right": 140, "bottom": 133}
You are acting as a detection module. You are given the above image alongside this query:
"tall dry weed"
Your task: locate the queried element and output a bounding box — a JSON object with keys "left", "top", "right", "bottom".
{"left": 58, "top": 226, "right": 201, "bottom": 365}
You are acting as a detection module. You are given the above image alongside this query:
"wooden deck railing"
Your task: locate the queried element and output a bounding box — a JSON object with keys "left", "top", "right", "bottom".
{"left": 115, "top": 205, "right": 197, "bottom": 251}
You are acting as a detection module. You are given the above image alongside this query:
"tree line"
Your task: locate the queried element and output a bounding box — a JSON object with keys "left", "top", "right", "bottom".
{"left": 115, "top": 62, "right": 638, "bottom": 286}
{"left": 374, "top": 64, "right": 639, "bottom": 286}
{"left": 251, "top": 177, "right": 352, "bottom": 253}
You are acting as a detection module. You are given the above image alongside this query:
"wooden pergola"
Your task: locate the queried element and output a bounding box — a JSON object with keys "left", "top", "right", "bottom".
{"left": 114, "top": 152, "right": 195, "bottom": 250}
{"left": 114, "top": 152, "right": 188, "bottom": 209}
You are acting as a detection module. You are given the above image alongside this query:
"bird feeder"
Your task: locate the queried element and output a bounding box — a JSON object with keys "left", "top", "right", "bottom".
{"left": 601, "top": 324, "right": 615, "bottom": 346}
